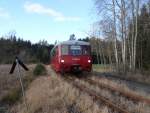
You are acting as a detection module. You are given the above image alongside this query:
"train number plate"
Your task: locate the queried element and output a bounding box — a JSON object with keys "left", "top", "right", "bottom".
{"left": 72, "top": 58, "right": 80, "bottom": 60}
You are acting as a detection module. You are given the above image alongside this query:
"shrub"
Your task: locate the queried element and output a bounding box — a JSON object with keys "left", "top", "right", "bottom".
{"left": 33, "top": 64, "right": 47, "bottom": 76}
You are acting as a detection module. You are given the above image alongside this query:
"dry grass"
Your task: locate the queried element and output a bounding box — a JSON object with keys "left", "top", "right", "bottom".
{"left": 92, "top": 64, "right": 113, "bottom": 73}
{"left": 125, "top": 72, "right": 150, "bottom": 84}
{"left": 0, "top": 64, "right": 19, "bottom": 99}
{"left": 92, "top": 64, "right": 150, "bottom": 84}
{"left": 91, "top": 76, "right": 150, "bottom": 99}
{"left": 0, "top": 64, "right": 35, "bottom": 113}
{"left": 0, "top": 64, "right": 35, "bottom": 100}
{"left": 7, "top": 65, "right": 150, "bottom": 113}
{"left": 75, "top": 76, "right": 150, "bottom": 113}
{"left": 11, "top": 66, "right": 110, "bottom": 113}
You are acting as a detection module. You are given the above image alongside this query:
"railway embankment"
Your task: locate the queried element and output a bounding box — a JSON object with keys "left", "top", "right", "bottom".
{"left": 1, "top": 65, "right": 149, "bottom": 113}
{"left": 93, "top": 71, "right": 150, "bottom": 94}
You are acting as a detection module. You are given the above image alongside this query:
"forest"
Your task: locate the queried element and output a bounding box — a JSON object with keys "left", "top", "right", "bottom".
{"left": 0, "top": 0, "right": 150, "bottom": 73}
{"left": 88, "top": 0, "right": 150, "bottom": 72}
{"left": 0, "top": 34, "right": 54, "bottom": 64}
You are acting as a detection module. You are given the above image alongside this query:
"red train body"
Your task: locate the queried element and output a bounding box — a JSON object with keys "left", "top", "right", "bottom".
{"left": 50, "top": 40, "right": 92, "bottom": 73}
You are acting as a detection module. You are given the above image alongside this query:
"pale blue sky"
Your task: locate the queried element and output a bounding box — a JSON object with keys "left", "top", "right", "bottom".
{"left": 0, "top": 0, "right": 98, "bottom": 44}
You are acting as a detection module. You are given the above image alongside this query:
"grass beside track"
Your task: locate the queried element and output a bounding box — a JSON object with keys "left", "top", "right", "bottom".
{"left": 0, "top": 64, "right": 42, "bottom": 113}
{"left": 84, "top": 78, "right": 150, "bottom": 104}
{"left": 11, "top": 65, "right": 111, "bottom": 113}
{"left": 2, "top": 65, "right": 149, "bottom": 113}
{"left": 66, "top": 72, "right": 150, "bottom": 113}
{"left": 92, "top": 64, "right": 150, "bottom": 85}
{"left": 63, "top": 75, "right": 130, "bottom": 113}
{"left": 92, "top": 64, "right": 113, "bottom": 73}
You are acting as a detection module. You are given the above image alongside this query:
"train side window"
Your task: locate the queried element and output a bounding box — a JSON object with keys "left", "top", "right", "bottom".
{"left": 61, "top": 45, "right": 68, "bottom": 55}
{"left": 52, "top": 50, "right": 55, "bottom": 57}
{"left": 51, "top": 49, "right": 54, "bottom": 57}
{"left": 54, "top": 46, "right": 58, "bottom": 56}
{"left": 51, "top": 46, "right": 58, "bottom": 57}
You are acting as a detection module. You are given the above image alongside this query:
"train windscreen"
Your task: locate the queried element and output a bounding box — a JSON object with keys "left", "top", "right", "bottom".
{"left": 61, "top": 45, "right": 90, "bottom": 55}
{"left": 61, "top": 45, "right": 69, "bottom": 55}
{"left": 70, "top": 45, "right": 82, "bottom": 55}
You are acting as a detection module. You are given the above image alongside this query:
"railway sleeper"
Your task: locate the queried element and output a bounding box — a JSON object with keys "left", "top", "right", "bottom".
{"left": 63, "top": 76, "right": 131, "bottom": 113}
{"left": 84, "top": 78, "right": 150, "bottom": 104}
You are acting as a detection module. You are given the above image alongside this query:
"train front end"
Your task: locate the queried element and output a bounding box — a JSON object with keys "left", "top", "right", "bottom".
{"left": 59, "top": 41, "right": 92, "bottom": 73}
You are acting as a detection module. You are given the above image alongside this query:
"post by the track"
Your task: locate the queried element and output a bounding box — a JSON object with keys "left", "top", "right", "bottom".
{"left": 10, "top": 57, "right": 29, "bottom": 113}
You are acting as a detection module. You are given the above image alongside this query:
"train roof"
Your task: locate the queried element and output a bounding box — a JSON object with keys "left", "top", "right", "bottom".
{"left": 51, "top": 40, "right": 90, "bottom": 53}
{"left": 59, "top": 40, "right": 90, "bottom": 46}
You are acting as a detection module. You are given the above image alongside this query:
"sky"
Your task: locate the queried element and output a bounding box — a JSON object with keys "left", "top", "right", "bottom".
{"left": 0, "top": 0, "right": 98, "bottom": 44}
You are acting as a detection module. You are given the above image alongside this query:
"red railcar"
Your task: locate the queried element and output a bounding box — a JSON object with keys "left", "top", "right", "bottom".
{"left": 50, "top": 40, "right": 92, "bottom": 73}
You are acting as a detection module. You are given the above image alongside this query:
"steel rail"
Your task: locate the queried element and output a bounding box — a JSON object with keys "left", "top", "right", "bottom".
{"left": 62, "top": 76, "right": 131, "bottom": 113}
{"left": 84, "top": 78, "right": 150, "bottom": 104}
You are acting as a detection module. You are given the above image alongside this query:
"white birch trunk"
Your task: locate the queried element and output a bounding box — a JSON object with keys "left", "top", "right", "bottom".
{"left": 112, "top": 0, "right": 119, "bottom": 71}
{"left": 133, "top": 0, "right": 139, "bottom": 71}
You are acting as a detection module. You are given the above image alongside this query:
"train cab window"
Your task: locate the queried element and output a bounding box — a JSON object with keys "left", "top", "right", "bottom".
{"left": 51, "top": 46, "right": 58, "bottom": 57}
{"left": 70, "top": 45, "right": 82, "bottom": 55}
{"left": 55, "top": 47, "right": 59, "bottom": 56}
{"left": 61, "top": 45, "right": 69, "bottom": 55}
{"left": 82, "top": 46, "right": 90, "bottom": 55}
{"left": 51, "top": 49, "right": 55, "bottom": 57}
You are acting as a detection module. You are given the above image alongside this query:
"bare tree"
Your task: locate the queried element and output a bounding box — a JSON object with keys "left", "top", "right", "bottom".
{"left": 133, "top": 0, "right": 139, "bottom": 71}
{"left": 93, "top": 0, "right": 144, "bottom": 73}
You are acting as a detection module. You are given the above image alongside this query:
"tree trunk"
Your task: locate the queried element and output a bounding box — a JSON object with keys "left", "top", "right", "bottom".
{"left": 96, "top": 39, "right": 100, "bottom": 64}
{"left": 133, "top": 0, "right": 139, "bottom": 71}
{"left": 112, "top": 0, "right": 119, "bottom": 71}
{"left": 130, "top": 0, "right": 135, "bottom": 71}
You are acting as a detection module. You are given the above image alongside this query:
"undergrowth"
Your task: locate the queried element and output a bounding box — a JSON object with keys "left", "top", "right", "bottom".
{"left": 33, "top": 64, "right": 47, "bottom": 76}
{"left": 1, "top": 64, "right": 47, "bottom": 107}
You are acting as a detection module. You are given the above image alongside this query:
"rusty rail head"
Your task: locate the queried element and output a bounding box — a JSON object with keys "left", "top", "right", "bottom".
{"left": 63, "top": 76, "right": 131, "bottom": 113}
{"left": 74, "top": 83, "right": 130, "bottom": 113}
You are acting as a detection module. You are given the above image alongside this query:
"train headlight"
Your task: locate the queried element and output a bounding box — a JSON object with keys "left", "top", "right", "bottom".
{"left": 88, "top": 60, "right": 91, "bottom": 63}
{"left": 61, "top": 59, "right": 64, "bottom": 63}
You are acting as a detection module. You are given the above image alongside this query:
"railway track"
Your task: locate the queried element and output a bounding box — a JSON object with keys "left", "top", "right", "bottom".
{"left": 94, "top": 71, "right": 150, "bottom": 86}
{"left": 62, "top": 75, "right": 131, "bottom": 113}
{"left": 93, "top": 72, "right": 150, "bottom": 94}
{"left": 82, "top": 77, "right": 150, "bottom": 104}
